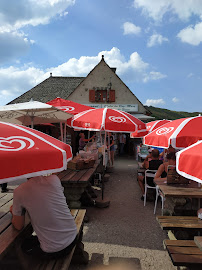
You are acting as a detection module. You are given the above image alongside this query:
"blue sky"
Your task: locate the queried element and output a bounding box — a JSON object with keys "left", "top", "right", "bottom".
{"left": 0, "top": 0, "right": 202, "bottom": 112}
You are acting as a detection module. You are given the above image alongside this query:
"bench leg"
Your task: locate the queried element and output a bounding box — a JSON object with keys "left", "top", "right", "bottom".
{"left": 71, "top": 225, "right": 89, "bottom": 265}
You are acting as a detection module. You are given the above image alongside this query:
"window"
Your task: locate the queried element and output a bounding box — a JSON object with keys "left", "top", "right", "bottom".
{"left": 96, "top": 90, "right": 107, "bottom": 102}
{"left": 89, "top": 89, "right": 115, "bottom": 102}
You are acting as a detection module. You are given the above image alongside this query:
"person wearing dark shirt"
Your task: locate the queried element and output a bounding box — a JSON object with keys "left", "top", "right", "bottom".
{"left": 154, "top": 151, "right": 176, "bottom": 181}
{"left": 138, "top": 149, "right": 163, "bottom": 200}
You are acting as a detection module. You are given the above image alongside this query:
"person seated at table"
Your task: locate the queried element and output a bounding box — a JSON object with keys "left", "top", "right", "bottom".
{"left": 154, "top": 151, "right": 176, "bottom": 181}
{"left": 78, "top": 132, "right": 95, "bottom": 151}
{"left": 159, "top": 144, "right": 175, "bottom": 161}
{"left": 10, "top": 174, "right": 78, "bottom": 259}
{"left": 138, "top": 149, "right": 163, "bottom": 200}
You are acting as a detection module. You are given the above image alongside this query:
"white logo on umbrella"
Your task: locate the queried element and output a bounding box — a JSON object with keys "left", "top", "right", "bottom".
{"left": 58, "top": 106, "right": 75, "bottom": 112}
{"left": 156, "top": 127, "right": 174, "bottom": 135}
{"left": 85, "top": 123, "right": 91, "bottom": 127}
{"left": 109, "top": 116, "right": 126, "bottom": 123}
{"left": 0, "top": 136, "right": 35, "bottom": 151}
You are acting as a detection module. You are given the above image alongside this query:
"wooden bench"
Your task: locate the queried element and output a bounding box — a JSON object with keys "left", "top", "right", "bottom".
{"left": 157, "top": 215, "right": 202, "bottom": 231}
{"left": 164, "top": 239, "right": 202, "bottom": 269}
{"left": 0, "top": 194, "right": 88, "bottom": 269}
{"left": 16, "top": 209, "right": 88, "bottom": 270}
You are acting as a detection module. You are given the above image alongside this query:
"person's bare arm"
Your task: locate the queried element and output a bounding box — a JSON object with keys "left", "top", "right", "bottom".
{"left": 83, "top": 135, "right": 95, "bottom": 142}
{"left": 142, "top": 160, "right": 149, "bottom": 169}
{"left": 154, "top": 163, "right": 166, "bottom": 181}
{"left": 10, "top": 205, "right": 25, "bottom": 231}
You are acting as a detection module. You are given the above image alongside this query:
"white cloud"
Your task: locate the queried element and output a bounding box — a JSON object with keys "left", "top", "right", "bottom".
{"left": 0, "top": 0, "right": 75, "bottom": 64}
{"left": 48, "top": 47, "right": 166, "bottom": 83}
{"left": 0, "top": 31, "right": 33, "bottom": 64}
{"left": 172, "top": 97, "right": 179, "bottom": 103}
{"left": 143, "top": 71, "right": 167, "bottom": 82}
{"left": 0, "top": 65, "right": 46, "bottom": 101}
{"left": 0, "top": 48, "right": 167, "bottom": 104}
{"left": 60, "top": 11, "right": 69, "bottom": 17}
{"left": 123, "top": 22, "right": 141, "bottom": 35}
{"left": 145, "top": 99, "right": 165, "bottom": 106}
{"left": 0, "top": 0, "right": 75, "bottom": 32}
{"left": 147, "top": 34, "right": 168, "bottom": 47}
{"left": 177, "top": 22, "right": 202, "bottom": 45}
{"left": 133, "top": 0, "right": 202, "bottom": 21}
{"left": 187, "top": 73, "right": 194, "bottom": 78}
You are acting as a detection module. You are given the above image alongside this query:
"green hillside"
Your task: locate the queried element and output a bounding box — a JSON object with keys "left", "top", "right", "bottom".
{"left": 145, "top": 106, "right": 202, "bottom": 120}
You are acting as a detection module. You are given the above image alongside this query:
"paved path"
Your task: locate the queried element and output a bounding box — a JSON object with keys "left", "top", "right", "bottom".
{"left": 70, "top": 156, "right": 176, "bottom": 270}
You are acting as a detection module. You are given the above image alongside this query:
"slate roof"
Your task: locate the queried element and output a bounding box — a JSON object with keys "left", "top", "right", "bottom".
{"left": 8, "top": 76, "right": 85, "bottom": 104}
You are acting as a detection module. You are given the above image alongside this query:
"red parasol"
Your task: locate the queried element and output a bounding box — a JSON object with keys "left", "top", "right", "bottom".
{"left": 47, "top": 98, "right": 94, "bottom": 115}
{"left": 176, "top": 141, "right": 202, "bottom": 184}
{"left": 0, "top": 121, "right": 72, "bottom": 183}
{"left": 130, "top": 119, "right": 171, "bottom": 138}
{"left": 146, "top": 119, "right": 172, "bottom": 132}
{"left": 67, "top": 108, "right": 147, "bottom": 133}
{"left": 143, "top": 116, "right": 202, "bottom": 149}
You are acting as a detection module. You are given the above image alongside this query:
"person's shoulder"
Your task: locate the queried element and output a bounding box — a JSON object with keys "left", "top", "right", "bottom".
{"left": 14, "top": 180, "right": 28, "bottom": 195}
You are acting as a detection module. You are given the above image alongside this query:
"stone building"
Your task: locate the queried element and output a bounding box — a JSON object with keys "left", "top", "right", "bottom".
{"left": 9, "top": 55, "right": 152, "bottom": 121}
{"left": 9, "top": 55, "right": 153, "bottom": 155}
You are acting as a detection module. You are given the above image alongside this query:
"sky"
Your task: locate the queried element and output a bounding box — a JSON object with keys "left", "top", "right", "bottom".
{"left": 0, "top": 0, "right": 202, "bottom": 112}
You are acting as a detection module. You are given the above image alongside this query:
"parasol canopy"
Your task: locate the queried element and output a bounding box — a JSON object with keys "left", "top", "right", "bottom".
{"left": 176, "top": 141, "right": 202, "bottom": 184}
{"left": 67, "top": 108, "right": 147, "bottom": 133}
{"left": 0, "top": 121, "right": 72, "bottom": 183}
{"left": 143, "top": 116, "right": 202, "bottom": 149}
{"left": 130, "top": 119, "right": 171, "bottom": 138}
{"left": 0, "top": 101, "right": 72, "bottom": 128}
{"left": 47, "top": 98, "right": 94, "bottom": 115}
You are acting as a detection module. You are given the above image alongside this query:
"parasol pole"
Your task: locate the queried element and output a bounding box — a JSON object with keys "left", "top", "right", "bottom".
{"left": 108, "top": 132, "right": 111, "bottom": 166}
{"left": 31, "top": 116, "right": 34, "bottom": 129}
{"left": 103, "top": 131, "right": 106, "bottom": 167}
{"left": 60, "top": 122, "right": 64, "bottom": 142}
{"left": 100, "top": 131, "right": 103, "bottom": 145}
{"left": 64, "top": 123, "right": 67, "bottom": 143}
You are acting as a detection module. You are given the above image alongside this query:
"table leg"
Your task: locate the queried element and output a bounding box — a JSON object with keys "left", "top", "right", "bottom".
{"left": 62, "top": 183, "right": 88, "bottom": 209}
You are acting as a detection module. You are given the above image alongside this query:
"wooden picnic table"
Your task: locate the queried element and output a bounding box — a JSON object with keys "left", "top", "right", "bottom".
{"left": 157, "top": 215, "right": 202, "bottom": 231}
{"left": 0, "top": 193, "right": 32, "bottom": 261}
{"left": 165, "top": 239, "right": 202, "bottom": 269}
{"left": 58, "top": 159, "right": 101, "bottom": 208}
{"left": 0, "top": 192, "right": 88, "bottom": 269}
{"left": 154, "top": 179, "right": 202, "bottom": 199}
{"left": 154, "top": 179, "right": 202, "bottom": 215}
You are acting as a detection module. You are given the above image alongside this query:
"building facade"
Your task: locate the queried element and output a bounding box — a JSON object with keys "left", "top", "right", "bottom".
{"left": 9, "top": 55, "right": 152, "bottom": 120}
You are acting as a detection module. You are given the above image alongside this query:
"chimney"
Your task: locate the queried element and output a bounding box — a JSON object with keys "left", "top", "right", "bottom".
{"left": 102, "top": 55, "right": 104, "bottom": 60}
{"left": 50, "top": 72, "right": 52, "bottom": 77}
{"left": 111, "top": 68, "right": 116, "bottom": 73}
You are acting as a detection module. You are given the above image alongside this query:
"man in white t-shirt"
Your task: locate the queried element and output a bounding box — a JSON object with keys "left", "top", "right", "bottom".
{"left": 10, "top": 174, "right": 77, "bottom": 258}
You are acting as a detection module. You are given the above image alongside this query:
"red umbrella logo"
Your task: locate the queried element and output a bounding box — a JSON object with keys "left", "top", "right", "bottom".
{"left": 57, "top": 106, "right": 75, "bottom": 112}
{"left": 108, "top": 116, "right": 126, "bottom": 123}
{"left": 156, "top": 127, "right": 174, "bottom": 135}
{"left": 0, "top": 136, "right": 35, "bottom": 151}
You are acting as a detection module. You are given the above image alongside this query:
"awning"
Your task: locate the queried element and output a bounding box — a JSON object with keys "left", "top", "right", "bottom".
{"left": 131, "top": 114, "right": 155, "bottom": 120}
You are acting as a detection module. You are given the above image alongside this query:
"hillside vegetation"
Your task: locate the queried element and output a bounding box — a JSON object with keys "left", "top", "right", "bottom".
{"left": 145, "top": 106, "right": 202, "bottom": 120}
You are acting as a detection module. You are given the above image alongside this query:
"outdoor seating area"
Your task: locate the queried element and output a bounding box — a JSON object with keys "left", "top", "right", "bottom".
{"left": 0, "top": 192, "right": 88, "bottom": 269}
{"left": 0, "top": 99, "right": 202, "bottom": 270}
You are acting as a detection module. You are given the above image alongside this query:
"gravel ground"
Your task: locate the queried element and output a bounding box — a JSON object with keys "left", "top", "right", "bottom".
{"left": 69, "top": 155, "right": 177, "bottom": 270}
